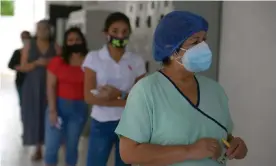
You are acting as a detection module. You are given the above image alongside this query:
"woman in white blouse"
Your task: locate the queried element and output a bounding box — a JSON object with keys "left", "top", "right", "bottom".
{"left": 82, "top": 12, "right": 146, "bottom": 166}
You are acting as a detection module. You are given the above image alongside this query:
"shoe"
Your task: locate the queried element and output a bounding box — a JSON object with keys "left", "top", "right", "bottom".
{"left": 31, "top": 151, "right": 42, "bottom": 162}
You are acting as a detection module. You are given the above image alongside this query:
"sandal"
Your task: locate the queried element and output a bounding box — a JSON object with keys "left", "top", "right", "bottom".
{"left": 31, "top": 151, "right": 42, "bottom": 161}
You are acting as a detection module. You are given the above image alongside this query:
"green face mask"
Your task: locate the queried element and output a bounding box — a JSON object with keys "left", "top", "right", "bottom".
{"left": 108, "top": 35, "right": 129, "bottom": 48}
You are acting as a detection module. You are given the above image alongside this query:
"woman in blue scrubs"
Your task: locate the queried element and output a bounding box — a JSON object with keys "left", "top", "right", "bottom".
{"left": 115, "top": 11, "right": 248, "bottom": 166}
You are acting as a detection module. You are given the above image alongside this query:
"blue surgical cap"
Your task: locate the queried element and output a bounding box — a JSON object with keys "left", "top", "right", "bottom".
{"left": 153, "top": 11, "right": 208, "bottom": 61}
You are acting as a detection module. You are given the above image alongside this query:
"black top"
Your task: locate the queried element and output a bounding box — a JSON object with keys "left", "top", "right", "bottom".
{"left": 8, "top": 49, "right": 26, "bottom": 87}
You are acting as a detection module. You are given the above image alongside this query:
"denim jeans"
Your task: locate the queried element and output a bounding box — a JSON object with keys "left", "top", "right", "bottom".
{"left": 86, "top": 118, "right": 130, "bottom": 166}
{"left": 44, "top": 98, "right": 88, "bottom": 166}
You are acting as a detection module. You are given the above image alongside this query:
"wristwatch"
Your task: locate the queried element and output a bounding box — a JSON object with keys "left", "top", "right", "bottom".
{"left": 117, "top": 91, "right": 127, "bottom": 100}
{"left": 121, "top": 91, "right": 127, "bottom": 100}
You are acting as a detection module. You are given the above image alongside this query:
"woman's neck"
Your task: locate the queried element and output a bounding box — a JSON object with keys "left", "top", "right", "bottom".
{"left": 162, "top": 66, "right": 195, "bottom": 84}
{"left": 107, "top": 44, "right": 125, "bottom": 62}
{"left": 37, "top": 38, "right": 49, "bottom": 45}
{"left": 69, "top": 54, "right": 84, "bottom": 66}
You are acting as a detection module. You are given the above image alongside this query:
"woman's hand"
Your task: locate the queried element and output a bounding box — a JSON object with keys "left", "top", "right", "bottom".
{"left": 97, "top": 85, "right": 121, "bottom": 100}
{"left": 35, "top": 57, "right": 48, "bottom": 66}
{"left": 189, "top": 138, "right": 222, "bottom": 161}
{"left": 15, "top": 63, "right": 36, "bottom": 72}
{"left": 49, "top": 110, "right": 58, "bottom": 126}
{"left": 226, "top": 137, "right": 247, "bottom": 160}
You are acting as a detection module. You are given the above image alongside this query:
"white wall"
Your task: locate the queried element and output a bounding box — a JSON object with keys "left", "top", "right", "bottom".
{"left": 219, "top": 2, "right": 276, "bottom": 166}
{"left": 0, "top": 18, "right": 20, "bottom": 75}
{"left": 0, "top": 0, "right": 46, "bottom": 75}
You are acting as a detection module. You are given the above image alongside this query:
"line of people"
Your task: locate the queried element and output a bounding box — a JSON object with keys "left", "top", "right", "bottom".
{"left": 9, "top": 12, "right": 144, "bottom": 166}
{"left": 8, "top": 10, "right": 248, "bottom": 166}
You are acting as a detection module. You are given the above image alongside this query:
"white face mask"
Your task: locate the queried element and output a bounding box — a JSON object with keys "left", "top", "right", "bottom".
{"left": 175, "top": 41, "right": 213, "bottom": 73}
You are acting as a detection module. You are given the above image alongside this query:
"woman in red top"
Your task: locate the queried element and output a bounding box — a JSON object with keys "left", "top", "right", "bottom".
{"left": 44, "top": 27, "right": 88, "bottom": 166}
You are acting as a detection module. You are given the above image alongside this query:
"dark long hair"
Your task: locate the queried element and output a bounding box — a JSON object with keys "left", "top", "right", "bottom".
{"left": 103, "top": 12, "right": 132, "bottom": 33}
{"left": 61, "top": 27, "right": 88, "bottom": 63}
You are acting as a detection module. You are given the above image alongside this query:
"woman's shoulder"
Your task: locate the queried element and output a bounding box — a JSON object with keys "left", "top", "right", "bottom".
{"left": 196, "top": 74, "right": 227, "bottom": 96}
{"left": 82, "top": 49, "right": 103, "bottom": 71}
{"left": 47, "top": 56, "right": 64, "bottom": 73}
{"left": 52, "top": 55, "right": 63, "bottom": 61}
{"left": 127, "top": 52, "right": 144, "bottom": 62}
{"left": 49, "top": 56, "right": 63, "bottom": 65}
{"left": 86, "top": 49, "right": 101, "bottom": 60}
{"left": 14, "top": 49, "right": 22, "bottom": 55}
{"left": 132, "top": 72, "right": 161, "bottom": 92}
{"left": 196, "top": 74, "right": 215, "bottom": 83}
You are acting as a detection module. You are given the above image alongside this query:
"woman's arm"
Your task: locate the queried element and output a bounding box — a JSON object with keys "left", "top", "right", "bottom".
{"left": 8, "top": 50, "right": 20, "bottom": 70}
{"left": 120, "top": 136, "right": 222, "bottom": 166}
{"left": 135, "top": 73, "right": 146, "bottom": 83}
{"left": 20, "top": 43, "right": 29, "bottom": 66}
{"left": 46, "top": 70, "right": 57, "bottom": 112}
{"left": 18, "top": 42, "right": 37, "bottom": 72}
{"left": 84, "top": 67, "right": 126, "bottom": 107}
{"left": 115, "top": 80, "right": 222, "bottom": 165}
{"left": 121, "top": 73, "right": 146, "bottom": 99}
{"left": 36, "top": 43, "right": 60, "bottom": 67}
{"left": 115, "top": 81, "right": 193, "bottom": 165}
{"left": 120, "top": 73, "right": 146, "bottom": 99}
{"left": 99, "top": 73, "right": 147, "bottom": 100}
{"left": 55, "top": 43, "right": 62, "bottom": 55}
{"left": 119, "top": 137, "right": 194, "bottom": 166}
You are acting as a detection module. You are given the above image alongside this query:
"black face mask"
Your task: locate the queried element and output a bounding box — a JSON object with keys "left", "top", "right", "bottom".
{"left": 66, "top": 43, "right": 87, "bottom": 54}
{"left": 108, "top": 35, "right": 129, "bottom": 48}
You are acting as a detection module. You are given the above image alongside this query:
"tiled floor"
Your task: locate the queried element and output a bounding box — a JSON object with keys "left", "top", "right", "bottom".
{"left": 0, "top": 75, "right": 114, "bottom": 166}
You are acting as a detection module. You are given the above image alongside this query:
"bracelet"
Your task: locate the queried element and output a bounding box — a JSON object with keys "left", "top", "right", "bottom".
{"left": 117, "top": 91, "right": 127, "bottom": 100}
{"left": 121, "top": 92, "right": 127, "bottom": 100}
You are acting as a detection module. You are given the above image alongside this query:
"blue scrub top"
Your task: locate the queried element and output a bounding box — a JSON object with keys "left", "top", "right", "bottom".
{"left": 115, "top": 71, "right": 233, "bottom": 166}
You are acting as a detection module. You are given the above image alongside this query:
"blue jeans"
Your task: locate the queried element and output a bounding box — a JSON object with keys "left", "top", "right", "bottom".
{"left": 44, "top": 98, "right": 88, "bottom": 166}
{"left": 86, "top": 118, "right": 129, "bottom": 166}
